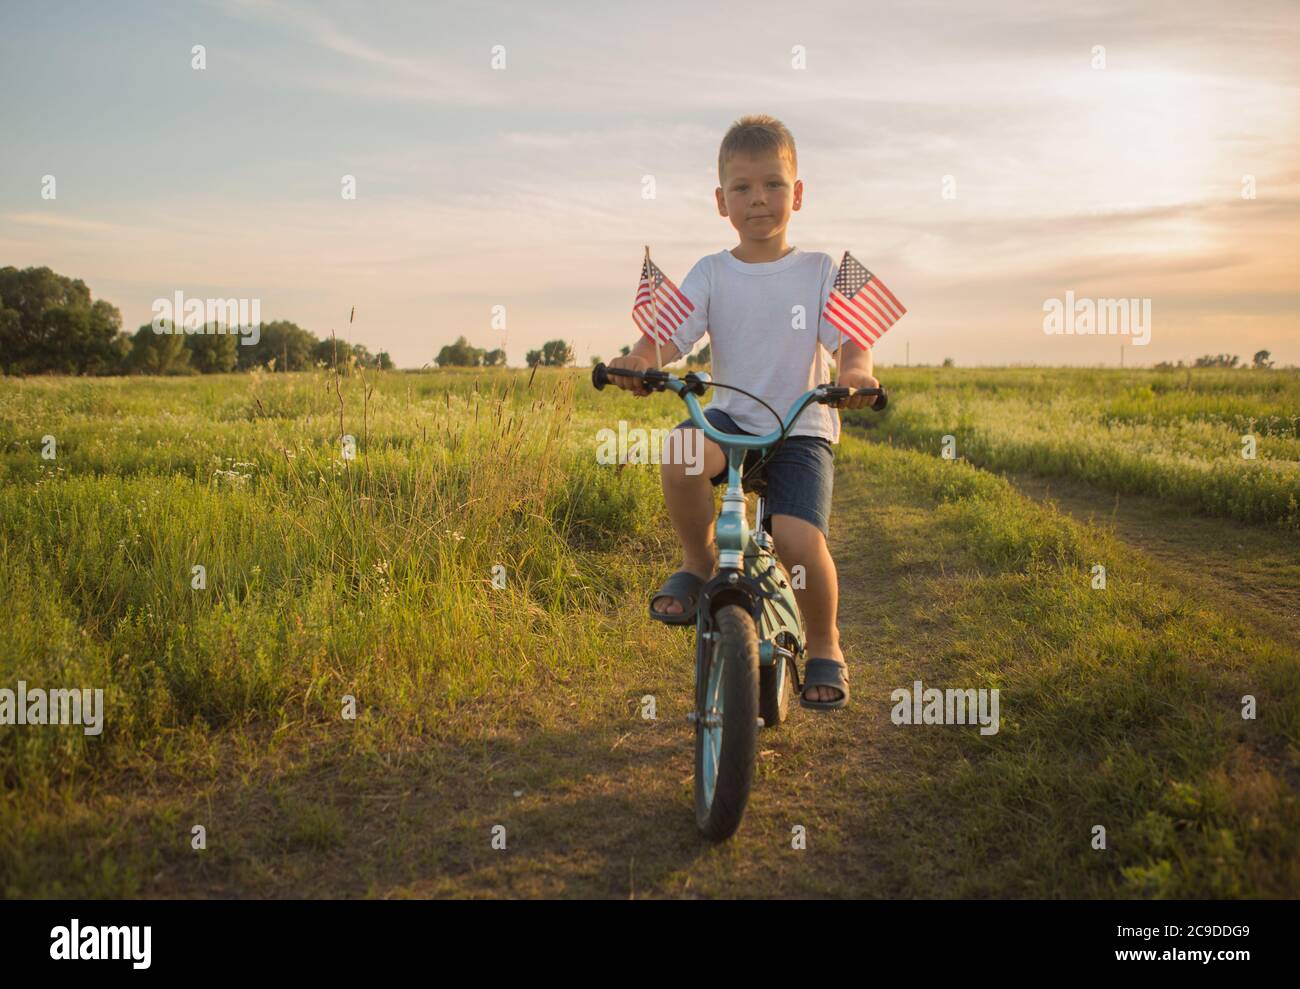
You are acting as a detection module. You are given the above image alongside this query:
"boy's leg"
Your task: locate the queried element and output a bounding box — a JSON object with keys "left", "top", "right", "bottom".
{"left": 770, "top": 514, "right": 843, "bottom": 703}
{"left": 653, "top": 427, "right": 727, "bottom": 616}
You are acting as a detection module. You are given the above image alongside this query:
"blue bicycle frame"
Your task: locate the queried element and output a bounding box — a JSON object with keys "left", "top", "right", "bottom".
{"left": 667, "top": 379, "right": 845, "bottom": 705}
{"left": 670, "top": 381, "right": 826, "bottom": 571}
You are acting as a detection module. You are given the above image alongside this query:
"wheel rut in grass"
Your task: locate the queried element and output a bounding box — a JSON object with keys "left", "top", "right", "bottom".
{"left": 1006, "top": 472, "right": 1300, "bottom": 647}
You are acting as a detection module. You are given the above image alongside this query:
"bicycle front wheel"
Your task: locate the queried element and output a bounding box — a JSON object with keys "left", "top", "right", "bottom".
{"left": 694, "top": 604, "right": 760, "bottom": 841}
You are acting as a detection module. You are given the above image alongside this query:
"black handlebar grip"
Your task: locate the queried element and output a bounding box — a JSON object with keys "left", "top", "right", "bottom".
{"left": 591, "top": 362, "right": 609, "bottom": 390}
{"left": 873, "top": 387, "right": 888, "bottom": 412}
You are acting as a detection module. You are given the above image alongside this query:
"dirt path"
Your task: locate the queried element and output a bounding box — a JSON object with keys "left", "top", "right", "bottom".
{"left": 117, "top": 453, "right": 971, "bottom": 899}
{"left": 1006, "top": 472, "right": 1300, "bottom": 647}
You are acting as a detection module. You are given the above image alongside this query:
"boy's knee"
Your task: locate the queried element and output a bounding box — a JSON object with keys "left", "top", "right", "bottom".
{"left": 660, "top": 428, "right": 722, "bottom": 484}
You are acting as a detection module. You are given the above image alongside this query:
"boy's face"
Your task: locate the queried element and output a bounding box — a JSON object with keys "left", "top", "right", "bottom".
{"left": 715, "top": 150, "right": 802, "bottom": 242}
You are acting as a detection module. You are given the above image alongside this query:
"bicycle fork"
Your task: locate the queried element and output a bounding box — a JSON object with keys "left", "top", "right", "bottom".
{"left": 693, "top": 487, "right": 806, "bottom": 712}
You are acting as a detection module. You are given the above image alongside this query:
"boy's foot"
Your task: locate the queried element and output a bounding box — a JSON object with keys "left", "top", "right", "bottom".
{"left": 799, "top": 658, "right": 849, "bottom": 710}
{"left": 650, "top": 560, "right": 713, "bottom": 621}
{"left": 800, "top": 640, "right": 847, "bottom": 705}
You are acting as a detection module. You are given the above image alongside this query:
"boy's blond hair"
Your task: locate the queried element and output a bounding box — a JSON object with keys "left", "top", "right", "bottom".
{"left": 718, "top": 114, "right": 798, "bottom": 184}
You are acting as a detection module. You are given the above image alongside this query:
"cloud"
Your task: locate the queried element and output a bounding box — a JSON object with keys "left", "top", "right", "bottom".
{"left": 5, "top": 212, "right": 116, "bottom": 233}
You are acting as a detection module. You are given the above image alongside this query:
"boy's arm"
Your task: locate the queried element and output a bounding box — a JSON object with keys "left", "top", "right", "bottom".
{"left": 816, "top": 256, "right": 879, "bottom": 408}
{"left": 629, "top": 335, "right": 681, "bottom": 368}
{"left": 838, "top": 338, "right": 873, "bottom": 378}
{"left": 835, "top": 340, "right": 882, "bottom": 409}
{"left": 607, "top": 336, "right": 681, "bottom": 395}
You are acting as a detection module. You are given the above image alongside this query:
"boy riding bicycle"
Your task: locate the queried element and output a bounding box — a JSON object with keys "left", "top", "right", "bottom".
{"left": 608, "top": 113, "right": 882, "bottom": 711}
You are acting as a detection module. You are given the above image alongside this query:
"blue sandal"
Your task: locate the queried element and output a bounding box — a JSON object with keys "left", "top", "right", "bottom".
{"left": 649, "top": 570, "right": 705, "bottom": 626}
{"left": 799, "top": 658, "right": 849, "bottom": 710}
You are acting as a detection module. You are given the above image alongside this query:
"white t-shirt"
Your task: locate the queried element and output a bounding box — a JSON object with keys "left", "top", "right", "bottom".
{"left": 668, "top": 246, "right": 856, "bottom": 442}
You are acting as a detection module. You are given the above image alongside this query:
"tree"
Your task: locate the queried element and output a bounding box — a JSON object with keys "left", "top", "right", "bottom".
{"left": 1253, "top": 350, "right": 1274, "bottom": 369}
{"left": 435, "top": 336, "right": 486, "bottom": 367}
{"left": 237, "top": 320, "right": 316, "bottom": 371}
{"left": 619, "top": 345, "right": 631, "bottom": 357}
{"left": 483, "top": 349, "right": 506, "bottom": 367}
{"left": 0, "top": 266, "right": 398, "bottom": 375}
{"left": 942, "top": 357, "right": 955, "bottom": 367}
{"left": 313, "top": 336, "right": 340, "bottom": 369}
{"left": 0, "top": 266, "right": 124, "bottom": 374}
{"left": 590, "top": 355, "right": 603, "bottom": 366}
{"left": 185, "top": 325, "right": 239, "bottom": 373}
{"left": 375, "top": 351, "right": 394, "bottom": 370}
{"left": 99, "top": 332, "right": 134, "bottom": 375}
{"left": 539, "top": 339, "right": 574, "bottom": 367}
{"left": 128, "top": 324, "right": 192, "bottom": 374}
{"left": 525, "top": 349, "right": 542, "bottom": 367}
{"left": 1193, "top": 354, "right": 1240, "bottom": 368}
{"left": 686, "top": 343, "right": 711, "bottom": 367}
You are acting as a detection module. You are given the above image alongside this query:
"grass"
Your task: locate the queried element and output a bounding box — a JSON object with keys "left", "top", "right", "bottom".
{"left": 0, "top": 366, "right": 1296, "bottom": 897}
{"left": 834, "top": 437, "right": 1300, "bottom": 897}
{"left": 843, "top": 366, "right": 1300, "bottom": 529}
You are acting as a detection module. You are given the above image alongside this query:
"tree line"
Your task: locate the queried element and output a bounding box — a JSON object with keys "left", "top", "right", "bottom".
{"left": 5, "top": 264, "right": 726, "bottom": 375}
{"left": 0, "top": 266, "right": 391, "bottom": 375}
{"left": 1156, "top": 352, "right": 1277, "bottom": 370}
{"left": 434, "top": 338, "right": 714, "bottom": 369}
{"left": 433, "top": 336, "right": 578, "bottom": 368}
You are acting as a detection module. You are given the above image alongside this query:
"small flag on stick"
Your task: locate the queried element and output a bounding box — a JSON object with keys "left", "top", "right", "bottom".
{"left": 633, "top": 250, "right": 694, "bottom": 358}
{"left": 822, "top": 251, "right": 906, "bottom": 351}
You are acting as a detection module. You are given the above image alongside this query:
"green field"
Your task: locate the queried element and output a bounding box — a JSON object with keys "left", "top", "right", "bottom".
{"left": 844, "top": 367, "right": 1300, "bottom": 529}
{"left": 1, "top": 366, "right": 1298, "bottom": 898}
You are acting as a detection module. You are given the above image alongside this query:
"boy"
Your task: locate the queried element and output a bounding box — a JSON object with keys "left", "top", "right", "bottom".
{"left": 608, "top": 114, "right": 881, "bottom": 710}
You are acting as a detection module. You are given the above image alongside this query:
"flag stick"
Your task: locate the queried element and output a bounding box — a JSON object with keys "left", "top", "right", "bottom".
{"left": 645, "top": 245, "right": 662, "bottom": 370}
{"left": 832, "top": 252, "right": 844, "bottom": 386}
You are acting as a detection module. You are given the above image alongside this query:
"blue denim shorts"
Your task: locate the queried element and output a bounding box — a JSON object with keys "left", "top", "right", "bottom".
{"left": 674, "top": 407, "right": 835, "bottom": 537}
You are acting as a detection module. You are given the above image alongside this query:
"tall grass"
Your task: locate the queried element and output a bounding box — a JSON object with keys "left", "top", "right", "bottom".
{"left": 845, "top": 367, "right": 1300, "bottom": 528}
{"left": 0, "top": 368, "right": 674, "bottom": 791}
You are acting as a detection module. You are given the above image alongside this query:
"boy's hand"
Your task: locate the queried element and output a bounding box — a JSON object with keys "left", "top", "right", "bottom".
{"left": 608, "top": 354, "right": 653, "bottom": 396}
{"left": 835, "top": 368, "right": 882, "bottom": 409}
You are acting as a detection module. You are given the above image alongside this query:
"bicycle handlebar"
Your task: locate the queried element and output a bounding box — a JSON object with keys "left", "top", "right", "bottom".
{"left": 591, "top": 362, "right": 887, "bottom": 450}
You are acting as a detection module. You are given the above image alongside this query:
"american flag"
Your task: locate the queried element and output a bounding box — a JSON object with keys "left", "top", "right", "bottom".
{"left": 822, "top": 251, "right": 906, "bottom": 349}
{"left": 632, "top": 255, "right": 694, "bottom": 346}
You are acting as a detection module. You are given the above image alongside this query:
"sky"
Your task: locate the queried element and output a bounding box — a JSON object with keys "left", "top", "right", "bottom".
{"left": 2, "top": 0, "right": 1298, "bottom": 368}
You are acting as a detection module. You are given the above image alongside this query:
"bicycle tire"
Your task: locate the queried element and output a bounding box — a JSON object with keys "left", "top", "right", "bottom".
{"left": 759, "top": 647, "right": 792, "bottom": 728}
{"left": 694, "top": 604, "right": 760, "bottom": 841}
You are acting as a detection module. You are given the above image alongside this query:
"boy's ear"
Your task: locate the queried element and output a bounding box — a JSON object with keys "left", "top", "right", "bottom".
{"left": 793, "top": 178, "right": 803, "bottom": 210}
{"left": 715, "top": 186, "right": 728, "bottom": 216}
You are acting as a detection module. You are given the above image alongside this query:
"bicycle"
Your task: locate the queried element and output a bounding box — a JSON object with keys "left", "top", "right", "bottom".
{"left": 591, "top": 362, "right": 888, "bottom": 841}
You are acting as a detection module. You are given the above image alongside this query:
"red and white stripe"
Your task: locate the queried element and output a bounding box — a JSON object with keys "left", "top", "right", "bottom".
{"left": 632, "top": 262, "right": 694, "bottom": 345}
{"left": 823, "top": 255, "right": 907, "bottom": 350}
